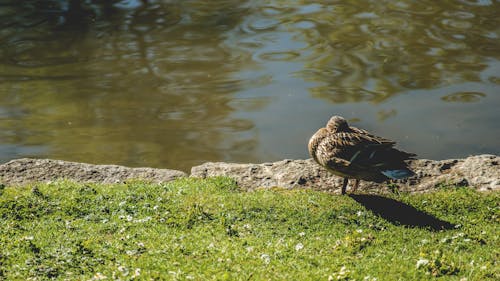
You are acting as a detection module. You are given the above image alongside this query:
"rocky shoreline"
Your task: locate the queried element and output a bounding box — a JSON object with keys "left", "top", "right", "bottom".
{"left": 0, "top": 155, "right": 498, "bottom": 194}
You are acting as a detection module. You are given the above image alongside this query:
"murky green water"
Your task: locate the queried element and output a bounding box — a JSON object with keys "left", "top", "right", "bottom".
{"left": 1, "top": 0, "right": 499, "bottom": 171}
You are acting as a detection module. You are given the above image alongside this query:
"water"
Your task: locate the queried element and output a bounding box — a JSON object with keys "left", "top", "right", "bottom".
{"left": 0, "top": 0, "right": 499, "bottom": 172}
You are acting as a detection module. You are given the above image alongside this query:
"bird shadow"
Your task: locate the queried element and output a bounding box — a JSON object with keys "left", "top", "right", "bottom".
{"left": 348, "top": 194, "right": 455, "bottom": 231}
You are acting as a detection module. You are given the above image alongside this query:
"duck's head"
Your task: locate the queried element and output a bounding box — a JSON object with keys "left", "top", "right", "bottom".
{"left": 326, "top": 115, "right": 349, "bottom": 132}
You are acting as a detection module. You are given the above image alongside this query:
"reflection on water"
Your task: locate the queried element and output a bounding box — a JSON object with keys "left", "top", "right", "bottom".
{"left": 0, "top": 0, "right": 499, "bottom": 171}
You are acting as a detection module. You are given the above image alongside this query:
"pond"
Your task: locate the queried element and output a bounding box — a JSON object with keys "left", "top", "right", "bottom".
{"left": 0, "top": 0, "right": 499, "bottom": 172}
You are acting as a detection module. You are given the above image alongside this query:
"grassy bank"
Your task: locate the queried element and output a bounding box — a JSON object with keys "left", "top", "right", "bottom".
{"left": 0, "top": 178, "right": 498, "bottom": 280}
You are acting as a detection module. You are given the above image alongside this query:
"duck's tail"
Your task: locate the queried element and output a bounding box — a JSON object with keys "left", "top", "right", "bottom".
{"left": 381, "top": 169, "right": 415, "bottom": 179}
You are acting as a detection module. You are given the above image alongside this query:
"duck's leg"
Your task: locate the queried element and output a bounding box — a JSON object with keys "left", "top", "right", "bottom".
{"left": 341, "top": 178, "right": 348, "bottom": 195}
{"left": 351, "top": 179, "right": 360, "bottom": 193}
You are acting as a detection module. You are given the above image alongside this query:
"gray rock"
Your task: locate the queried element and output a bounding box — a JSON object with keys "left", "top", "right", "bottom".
{"left": 0, "top": 158, "right": 187, "bottom": 186}
{"left": 409, "top": 154, "right": 499, "bottom": 192}
{"left": 190, "top": 159, "right": 342, "bottom": 192}
{"left": 191, "top": 155, "right": 499, "bottom": 193}
{"left": 1, "top": 155, "right": 498, "bottom": 193}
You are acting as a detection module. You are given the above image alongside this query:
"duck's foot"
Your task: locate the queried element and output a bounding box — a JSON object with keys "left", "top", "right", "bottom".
{"left": 350, "top": 179, "right": 360, "bottom": 194}
{"left": 341, "top": 178, "right": 348, "bottom": 195}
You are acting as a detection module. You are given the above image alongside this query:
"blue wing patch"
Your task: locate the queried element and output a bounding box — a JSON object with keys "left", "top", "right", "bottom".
{"left": 381, "top": 169, "right": 415, "bottom": 179}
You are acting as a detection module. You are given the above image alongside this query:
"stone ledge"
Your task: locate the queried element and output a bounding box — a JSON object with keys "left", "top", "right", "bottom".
{"left": 190, "top": 155, "right": 499, "bottom": 193}
{"left": 0, "top": 155, "right": 498, "bottom": 193}
{"left": 0, "top": 158, "right": 187, "bottom": 186}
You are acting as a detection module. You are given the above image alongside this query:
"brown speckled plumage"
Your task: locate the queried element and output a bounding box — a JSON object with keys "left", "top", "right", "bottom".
{"left": 308, "top": 116, "right": 416, "bottom": 194}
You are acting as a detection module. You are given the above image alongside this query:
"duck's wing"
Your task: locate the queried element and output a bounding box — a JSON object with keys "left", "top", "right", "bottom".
{"left": 349, "top": 126, "right": 396, "bottom": 146}
{"left": 313, "top": 132, "right": 389, "bottom": 181}
{"left": 333, "top": 130, "right": 415, "bottom": 169}
{"left": 314, "top": 126, "right": 416, "bottom": 181}
{"left": 314, "top": 131, "right": 384, "bottom": 166}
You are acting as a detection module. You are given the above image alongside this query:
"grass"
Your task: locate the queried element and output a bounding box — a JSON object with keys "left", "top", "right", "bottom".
{"left": 0, "top": 178, "right": 498, "bottom": 280}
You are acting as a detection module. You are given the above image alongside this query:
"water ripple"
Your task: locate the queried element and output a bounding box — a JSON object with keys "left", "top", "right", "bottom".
{"left": 387, "top": 1, "right": 441, "bottom": 15}
{"left": 441, "top": 91, "right": 486, "bottom": 102}
{"left": 257, "top": 51, "right": 300, "bottom": 62}
{"left": 457, "top": 0, "right": 493, "bottom": 6}
{"left": 247, "top": 18, "right": 281, "bottom": 31}
{"left": 441, "top": 18, "right": 473, "bottom": 30}
{"left": 260, "top": 6, "right": 295, "bottom": 16}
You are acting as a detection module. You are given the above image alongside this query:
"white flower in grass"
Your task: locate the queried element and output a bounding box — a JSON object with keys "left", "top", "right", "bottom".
{"left": 329, "top": 266, "right": 350, "bottom": 280}
{"left": 299, "top": 232, "right": 305, "bottom": 237}
{"left": 132, "top": 268, "right": 141, "bottom": 278}
{"left": 134, "top": 216, "right": 152, "bottom": 223}
{"left": 91, "top": 272, "right": 107, "bottom": 280}
{"left": 260, "top": 254, "right": 270, "bottom": 264}
{"left": 295, "top": 243, "right": 304, "bottom": 251}
{"left": 416, "top": 258, "right": 429, "bottom": 268}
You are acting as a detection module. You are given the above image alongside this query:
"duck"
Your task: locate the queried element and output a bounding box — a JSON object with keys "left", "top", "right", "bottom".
{"left": 308, "top": 116, "right": 416, "bottom": 194}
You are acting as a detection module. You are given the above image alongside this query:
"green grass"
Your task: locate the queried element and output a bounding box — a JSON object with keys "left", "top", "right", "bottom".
{"left": 0, "top": 178, "right": 498, "bottom": 280}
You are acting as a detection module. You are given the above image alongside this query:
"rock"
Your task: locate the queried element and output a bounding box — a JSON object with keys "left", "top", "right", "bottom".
{"left": 0, "top": 158, "right": 187, "bottom": 186}
{"left": 190, "top": 159, "right": 343, "bottom": 192}
{"left": 1, "top": 155, "right": 498, "bottom": 193}
{"left": 191, "top": 155, "right": 500, "bottom": 193}
{"left": 410, "top": 154, "right": 499, "bottom": 192}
